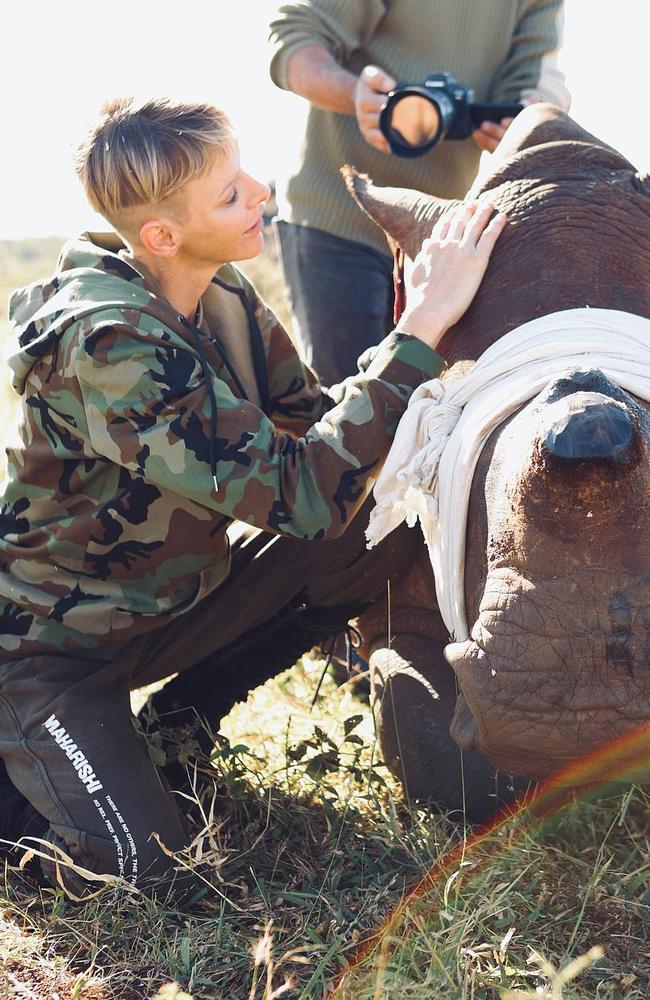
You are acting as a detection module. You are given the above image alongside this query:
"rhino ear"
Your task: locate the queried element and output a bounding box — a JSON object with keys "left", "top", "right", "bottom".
{"left": 341, "top": 164, "right": 459, "bottom": 259}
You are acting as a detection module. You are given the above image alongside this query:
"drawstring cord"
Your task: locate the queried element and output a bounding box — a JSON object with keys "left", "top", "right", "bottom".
{"left": 210, "top": 275, "right": 270, "bottom": 414}
{"left": 184, "top": 318, "right": 219, "bottom": 492}
{"left": 180, "top": 277, "right": 269, "bottom": 495}
{"left": 46, "top": 337, "right": 60, "bottom": 384}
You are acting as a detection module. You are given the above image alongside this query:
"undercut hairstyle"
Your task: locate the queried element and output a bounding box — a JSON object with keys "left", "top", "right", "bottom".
{"left": 74, "top": 96, "right": 235, "bottom": 236}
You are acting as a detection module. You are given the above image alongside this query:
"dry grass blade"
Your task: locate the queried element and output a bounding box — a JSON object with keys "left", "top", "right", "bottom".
{"left": 500, "top": 945, "right": 606, "bottom": 998}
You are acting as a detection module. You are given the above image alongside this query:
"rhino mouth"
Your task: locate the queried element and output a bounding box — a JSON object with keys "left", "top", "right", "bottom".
{"left": 445, "top": 567, "right": 650, "bottom": 782}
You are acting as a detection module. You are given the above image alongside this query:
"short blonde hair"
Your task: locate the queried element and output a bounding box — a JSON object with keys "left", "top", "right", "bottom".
{"left": 74, "top": 96, "right": 235, "bottom": 234}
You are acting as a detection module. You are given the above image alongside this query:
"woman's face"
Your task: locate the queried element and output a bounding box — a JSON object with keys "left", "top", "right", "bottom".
{"left": 174, "top": 145, "right": 270, "bottom": 268}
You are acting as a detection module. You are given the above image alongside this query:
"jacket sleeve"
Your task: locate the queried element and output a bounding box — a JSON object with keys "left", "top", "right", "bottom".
{"left": 269, "top": 0, "right": 387, "bottom": 89}
{"left": 76, "top": 324, "right": 443, "bottom": 541}
{"left": 490, "top": 0, "right": 571, "bottom": 111}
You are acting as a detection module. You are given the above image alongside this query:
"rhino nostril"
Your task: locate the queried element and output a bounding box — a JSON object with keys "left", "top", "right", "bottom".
{"left": 543, "top": 394, "right": 633, "bottom": 462}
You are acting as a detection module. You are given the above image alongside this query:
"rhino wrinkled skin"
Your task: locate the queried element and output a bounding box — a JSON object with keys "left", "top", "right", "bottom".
{"left": 348, "top": 104, "right": 650, "bottom": 819}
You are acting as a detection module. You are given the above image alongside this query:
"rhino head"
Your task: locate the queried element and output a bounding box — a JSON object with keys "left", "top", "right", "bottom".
{"left": 349, "top": 104, "right": 650, "bottom": 796}
{"left": 448, "top": 367, "right": 650, "bottom": 784}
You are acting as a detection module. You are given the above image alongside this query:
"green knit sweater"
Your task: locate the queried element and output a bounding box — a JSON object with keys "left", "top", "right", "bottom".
{"left": 269, "top": 0, "right": 570, "bottom": 256}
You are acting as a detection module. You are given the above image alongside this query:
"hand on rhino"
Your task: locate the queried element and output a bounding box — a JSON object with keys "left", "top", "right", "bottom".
{"left": 396, "top": 201, "right": 508, "bottom": 350}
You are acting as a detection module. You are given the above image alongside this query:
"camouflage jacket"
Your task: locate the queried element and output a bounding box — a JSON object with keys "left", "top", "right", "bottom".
{"left": 0, "top": 233, "right": 443, "bottom": 658}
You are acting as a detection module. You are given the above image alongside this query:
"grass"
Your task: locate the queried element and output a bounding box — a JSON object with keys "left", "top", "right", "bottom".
{"left": 0, "top": 236, "right": 649, "bottom": 999}
{"left": 1, "top": 660, "right": 648, "bottom": 999}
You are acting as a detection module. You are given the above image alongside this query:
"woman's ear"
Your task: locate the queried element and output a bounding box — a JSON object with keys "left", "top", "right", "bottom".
{"left": 139, "top": 217, "right": 180, "bottom": 258}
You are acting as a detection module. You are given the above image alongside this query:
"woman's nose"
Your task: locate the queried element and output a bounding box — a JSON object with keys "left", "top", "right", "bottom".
{"left": 248, "top": 175, "right": 271, "bottom": 207}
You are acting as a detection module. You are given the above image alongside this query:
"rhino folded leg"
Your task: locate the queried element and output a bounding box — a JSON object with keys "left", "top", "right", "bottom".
{"left": 370, "top": 635, "right": 532, "bottom": 824}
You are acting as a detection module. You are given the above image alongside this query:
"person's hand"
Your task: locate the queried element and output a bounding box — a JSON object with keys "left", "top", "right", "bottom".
{"left": 472, "top": 94, "right": 544, "bottom": 153}
{"left": 354, "top": 64, "right": 397, "bottom": 154}
{"left": 395, "top": 201, "right": 508, "bottom": 350}
{"left": 472, "top": 116, "right": 515, "bottom": 153}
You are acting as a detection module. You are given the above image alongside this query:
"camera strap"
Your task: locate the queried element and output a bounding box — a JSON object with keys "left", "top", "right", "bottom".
{"left": 392, "top": 245, "right": 406, "bottom": 324}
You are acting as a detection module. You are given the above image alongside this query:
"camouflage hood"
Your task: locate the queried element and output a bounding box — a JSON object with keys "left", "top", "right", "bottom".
{"left": 7, "top": 233, "right": 177, "bottom": 395}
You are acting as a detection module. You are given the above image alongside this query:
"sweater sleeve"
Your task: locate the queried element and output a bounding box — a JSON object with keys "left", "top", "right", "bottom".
{"left": 269, "top": 0, "right": 387, "bottom": 90}
{"left": 490, "top": 0, "right": 571, "bottom": 111}
{"left": 76, "top": 324, "right": 443, "bottom": 541}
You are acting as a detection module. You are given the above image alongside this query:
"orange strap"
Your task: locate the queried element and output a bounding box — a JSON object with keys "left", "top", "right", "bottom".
{"left": 392, "top": 246, "right": 406, "bottom": 324}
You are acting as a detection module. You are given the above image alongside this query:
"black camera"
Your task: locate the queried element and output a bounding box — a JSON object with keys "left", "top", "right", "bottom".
{"left": 379, "top": 72, "right": 522, "bottom": 158}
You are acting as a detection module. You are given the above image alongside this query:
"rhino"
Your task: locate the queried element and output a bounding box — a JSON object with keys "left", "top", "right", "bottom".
{"left": 343, "top": 103, "right": 650, "bottom": 820}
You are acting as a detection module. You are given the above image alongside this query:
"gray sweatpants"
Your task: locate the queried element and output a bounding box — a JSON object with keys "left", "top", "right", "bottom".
{"left": 0, "top": 507, "right": 416, "bottom": 899}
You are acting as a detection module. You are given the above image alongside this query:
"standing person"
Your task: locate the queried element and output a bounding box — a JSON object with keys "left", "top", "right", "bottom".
{"left": 269, "top": 0, "right": 570, "bottom": 384}
{"left": 0, "top": 97, "right": 507, "bottom": 899}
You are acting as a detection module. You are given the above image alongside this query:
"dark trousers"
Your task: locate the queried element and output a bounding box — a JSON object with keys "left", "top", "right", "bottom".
{"left": 274, "top": 220, "right": 395, "bottom": 386}
{"left": 0, "top": 507, "right": 416, "bottom": 898}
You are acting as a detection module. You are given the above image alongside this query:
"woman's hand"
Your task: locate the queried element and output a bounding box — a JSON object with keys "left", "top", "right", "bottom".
{"left": 395, "top": 201, "right": 508, "bottom": 350}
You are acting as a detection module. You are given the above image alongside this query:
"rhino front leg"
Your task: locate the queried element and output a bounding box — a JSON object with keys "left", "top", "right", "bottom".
{"left": 360, "top": 549, "right": 531, "bottom": 823}
{"left": 370, "top": 634, "right": 531, "bottom": 823}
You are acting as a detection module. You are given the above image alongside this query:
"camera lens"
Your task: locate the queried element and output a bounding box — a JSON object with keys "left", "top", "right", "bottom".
{"left": 388, "top": 95, "right": 441, "bottom": 150}
{"left": 380, "top": 86, "right": 454, "bottom": 157}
